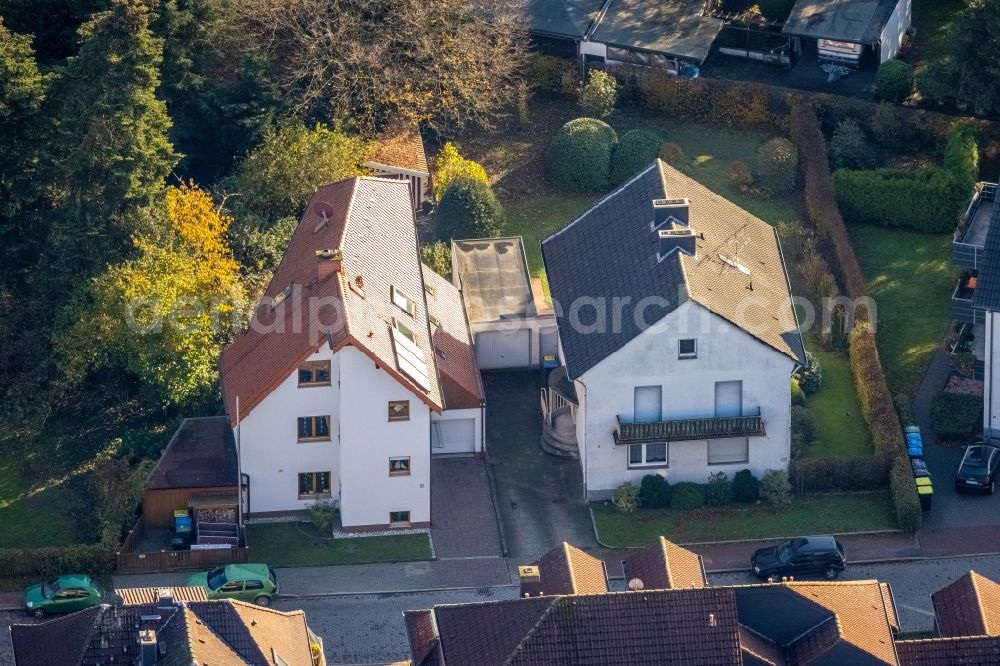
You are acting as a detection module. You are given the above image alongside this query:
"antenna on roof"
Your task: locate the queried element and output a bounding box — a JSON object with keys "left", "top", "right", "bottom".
{"left": 313, "top": 201, "right": 335, "bottom": 233}
{"left": 718, "top": 223, "right": 752, "bottom": 277}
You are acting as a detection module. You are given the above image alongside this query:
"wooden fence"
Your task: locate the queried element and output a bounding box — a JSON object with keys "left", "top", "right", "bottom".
{"left": 116, "top": 516, "right": 250, "bottom": 574}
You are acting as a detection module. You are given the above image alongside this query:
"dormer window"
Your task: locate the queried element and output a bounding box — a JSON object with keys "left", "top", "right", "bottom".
{"left": 391, "top": 286, "right": 416, "bottom": 317}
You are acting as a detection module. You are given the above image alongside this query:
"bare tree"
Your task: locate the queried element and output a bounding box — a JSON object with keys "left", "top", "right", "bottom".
{"left": 222, "top": 0, "right": 529, "bottom": 133}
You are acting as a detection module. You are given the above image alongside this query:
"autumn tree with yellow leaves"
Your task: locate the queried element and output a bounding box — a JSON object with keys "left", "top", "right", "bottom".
{"left": 57, "top": 183, "right": 246, "bottom": 407}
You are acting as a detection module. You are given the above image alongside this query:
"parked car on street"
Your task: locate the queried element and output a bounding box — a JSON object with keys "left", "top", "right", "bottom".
{"left": 751, "top": 535, "right": 846, "bottom": 581}
{"left": 23, "top": 574, "right": 104, "bottom": 617}
{"left": 955, "top": 442, "right": 1000, "bottom": 494}
{"left": 186, "top": 563, "right": 279, "bottom": 606}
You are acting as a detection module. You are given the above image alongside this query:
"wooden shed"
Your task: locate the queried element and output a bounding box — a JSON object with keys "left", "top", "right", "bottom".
{"left": 142, "top": 416, "right": 239, "bottom": 529}
{"left": 363, "top": 118, "right": 430, "bottom": 210}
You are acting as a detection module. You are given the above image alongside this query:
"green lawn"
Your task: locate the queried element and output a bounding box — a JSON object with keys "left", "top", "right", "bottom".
{"left": 0, "top": 458, "right": 77, "bottom": 549}
{"left": 246, "top": 522, "right": 433, "bottom": 567}
{"left": 592, "top": 492, "right": 895, "bottom": 546}
{"left": 849, "top": 225, "right": 956, "bottom": 395}
{"left": 804, "top": 342, "right": 872, "bottom": 457}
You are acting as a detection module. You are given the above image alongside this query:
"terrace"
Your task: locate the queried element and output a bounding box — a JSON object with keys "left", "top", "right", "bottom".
{"left": 953, "top": 182, "right": 998, "bottom": 270}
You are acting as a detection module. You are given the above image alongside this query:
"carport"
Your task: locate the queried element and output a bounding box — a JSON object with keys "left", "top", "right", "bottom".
{"left": 782, "top": 0, "right": 912, "bottom": 67}
{"left": 451, "top": 237, "right": 557, "bottom": 370}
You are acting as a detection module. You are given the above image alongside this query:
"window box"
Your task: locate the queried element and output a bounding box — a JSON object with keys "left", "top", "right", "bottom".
{"left": 298, "top": 360, "right": 331, "bottom": 386}
{"left": 389, "top": 457, "right": 411, "bottom": 476}
{"left": 628, "top": 442, "right": 668, "bottom": 468}
{"left": 298, "top": 472, "right": 331, "bottom": 498}
{"left": 388, "top": 400, "right": 410, "bottom": 421}
{"left": 297, "top": 416, "right": 331, "bottom": 442}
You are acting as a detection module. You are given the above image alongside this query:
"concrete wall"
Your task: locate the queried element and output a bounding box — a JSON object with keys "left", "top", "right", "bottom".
{"left": 879, "top": 0, "right": 912, "bottom": 63}
{"left": 574, "top": 301, "right": 797, "bottom": 500}
{"left": 985, "top": 311, "right": 1000, "bottom": 440}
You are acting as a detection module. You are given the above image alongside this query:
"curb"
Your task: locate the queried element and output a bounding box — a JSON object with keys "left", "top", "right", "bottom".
{"left": 276, "top": 582, "right": 517, "bottom": 599}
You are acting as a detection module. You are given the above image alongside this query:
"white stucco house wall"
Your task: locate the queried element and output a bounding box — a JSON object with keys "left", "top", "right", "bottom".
{"left": 541, "top": 160, "right": 805, "bottom": 501}
{"left": 220, "top": 177, "right": 483, "bottom": 530}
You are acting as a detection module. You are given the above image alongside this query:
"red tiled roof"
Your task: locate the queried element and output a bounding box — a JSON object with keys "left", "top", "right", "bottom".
{"left": 422, "top": 266, "right": 483, "bottom": 410}
{"left": 621, "top": 535, "right": 706, "bottom": 590}
{"left": 529, "top": 542, "right": 608, "bottom": 596}
{"left": 434, "top": 597, "right": 554, "bottom": 666}
{"left": 932, "top": 570, "right": 1000, "bottom": 637}
{"left": 221, "top": 177, "right": 445, "bottom": 425}
{"left": 896, "top": 635, "right": 1000, "bottom": 665}
{"left": 404, "top": 609, "right": 442, "bottom": 666}
{"left": 365, "top": 119, "right": 429, "bottom": 175}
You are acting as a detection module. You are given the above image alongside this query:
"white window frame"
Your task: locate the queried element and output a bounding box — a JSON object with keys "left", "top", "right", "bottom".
{"left": 391, "top": 285, "right": 417, "bottom": 317}
{"left": 628, "top": 442, "right": 668, "bottom": 468}
{"left": 678, "top": 339, "right": 697, "bottom": 359}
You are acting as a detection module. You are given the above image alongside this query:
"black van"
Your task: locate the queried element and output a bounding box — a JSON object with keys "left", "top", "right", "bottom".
{"left": 751, "top": 535, "right": 846, "bottom": 581}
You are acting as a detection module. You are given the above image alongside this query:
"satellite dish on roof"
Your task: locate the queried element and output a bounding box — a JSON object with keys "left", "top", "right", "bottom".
{"left": 628, "top": 578, "right": 645, "bottom": 591}
{"left": 313, "top": 200, "right": 335, "bottom": 219}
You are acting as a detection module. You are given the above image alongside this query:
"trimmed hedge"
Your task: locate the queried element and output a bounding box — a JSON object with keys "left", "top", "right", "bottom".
{"left": 832, "top": 167, "right": 971, "bottom": 232}
{"left": 789, "top": 455, "right": 891, "bottom": 493}
{"left": 943, "top": 121, "right": 980, "bottom": 190}
{"left": 890, "top": 456, "right": 922, "bottom": 532}
{"left": 611, "top": 129, "right": 662, "bottom": 185}
{"left": 931, "top": 392, "right": 983, "bottom": 440}
{"left": 874, "top": 59, "right": 914, "bottom": 103}
{"left": 0, "top": 541, "right": 116, "bottom": 578}
{"left": 547, "top": 118, "right": 618, "bottom": 191}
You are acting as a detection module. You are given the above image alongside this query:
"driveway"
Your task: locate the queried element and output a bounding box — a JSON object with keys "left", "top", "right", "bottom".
{"left": 430, "top": 456, "right": 504, "bottom": 559}
{"left": 483, "top": 371, "right": 599, "bottom": 564}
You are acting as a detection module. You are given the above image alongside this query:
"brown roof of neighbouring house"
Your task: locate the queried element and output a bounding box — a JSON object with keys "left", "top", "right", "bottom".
{"left": 542, "top": 160, "right": 805, "bottom": 380}
{"left": 10, "top": 599, "right": 321, "bottom": 666}
{"left": 117, "top": 586, "right": 209, "bottom": 606}
{"left": 526, "top": 542, "right": 608, "bottom": 596}
{"left": 365, "top": 119, "right": 429, "bottom": 176}
{"left": 895, "top": 635, "right": 1000, "bottom": 665}
{"left": 622, "top": 536, "right": 707, "bottom": 591}
{"left": 146, "top": 417, "right": 238, "bottom": 490}
{"left": 220, "top": 177, "right": 449, "bottom": 425}
{"left": 932, "top": 570, "right": 1000, "bottom": 637}
{"left": 403, "top": 609, "right": 442, "bottom": 666}
{"left": 422, "top": 265, "right": 484, "bottom": 410}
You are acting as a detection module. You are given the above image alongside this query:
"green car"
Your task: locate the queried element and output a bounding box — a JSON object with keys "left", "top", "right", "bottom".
{"left": 23, "top": 574, "right": 104, "bottom": 618}
{"left": 186, "top": 563, "right": 279, "bottom": 606}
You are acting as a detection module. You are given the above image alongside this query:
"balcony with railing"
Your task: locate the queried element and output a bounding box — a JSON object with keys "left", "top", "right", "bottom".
{"left": 953, "top": 183, "right": 997, "bottom": 270}
{"left": 952, "top": 271, "right": 986, "bottom": 326}
{"left": 613, "top": 408, "right": 764, "bottom": 445}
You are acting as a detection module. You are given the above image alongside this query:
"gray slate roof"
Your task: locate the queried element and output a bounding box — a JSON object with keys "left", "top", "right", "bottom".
{"left": 591, "top": 0, "right": 724, "bottom": 63}
{"left": 541, "top": 160, "right": 805, "bottom": 380}
{"left": 975, "top": 197, "right": 1000, "bottom": 311}
{"left": 782, "top": 0, "right": 900, "bottom": 44}
{"left": 525, "top": 0, "right": 605, "bottom": 39}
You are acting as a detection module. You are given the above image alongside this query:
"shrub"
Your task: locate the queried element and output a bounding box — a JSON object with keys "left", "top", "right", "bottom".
{"left": 435, "top": 176, "right": 503, "bottom": 241}
{"left": 776, "top": 220, "right": 809, "bottom": 261}
{"left": 788, "top": 455, "right": 892, "bottom": 493}
{"left": 659, "top": 142, "right": 684, "bottom": 164}
{"left": 894, "top": 393, "right": 914, "bottom": 427}
{"left": 870, "top": 103, "right": 910, "bottom": 146}
{"left": 610, "top": 129, "right": 662, "bottom": 184}
{"left": 525, "top": 54, "right": 573, "bottom": 93}
{"left": 308, "top": 498, "right": 338, "bottom": 533}
{"left": 670, "top": 482, "right": 706, "bottom": 510}
{"left": 420, "top": 240, "right": 452, "bottom": 279}
{"left": 727, "top": 160, "right": 754, "bottom": 193}
{"left": 891, "top": 456, "right": 922, "bottom": 531}
{"left": 791, "top": 377, "right": 806, "bottom": 406}
{"left": 706, "top": 472, "right": 734, "bottom": 506}
{"left": 0, "top": 541, "right": 116, "bottom": 578}
{"left": 613, "top": 481, "right": 639, "bottom": 513}
{"left": 931, "top": 392, "right": 983, "bottom": 440}
{"left": 874, "top": 59, "right": 914, "bottom": 102}
{"left": 638, "top": 474, "right": 671, "bottom": 509}
{"left": 829, "top": 119, "right": 875, "bottom": 170}
{"left": 756, "top": 137, "right": 798, "bottom": 193}
{"left": 433, "top": 143, "right": 489, "bottom": 203}
{"left": 915, "top": 59, "right": 954, "bottom": 107}
{"left": 547, "top": 118, "right": 618, "bottom": 191}
{"left": 943, "top": 121, "right": 979, "bottom": 190}
{"left": 579, "top": 69, "right": 617, "bottom": 118}
{"left": 797, "top": 244, "right": 839, "bottom": 300}
{"left": 732, "top": 469, "right": 760, "bottom": 503}
{"left": 758, "top": 0, "right": 796, "bottom": 20}
{"left": 791, "top": 405, "right": 818, "bottom": 445}
{"left": 760, "top": 469, "right": 792, "bottom": 505}
{"left": 795, "top": 351, "right": 823, "bottom": 393}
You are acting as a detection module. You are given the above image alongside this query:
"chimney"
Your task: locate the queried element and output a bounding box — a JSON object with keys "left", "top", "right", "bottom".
{"left": 316, "top": 248, "right": 343, "bottom": 282}
{"left": 139, "top": 629, "right": 158, "bottom": 666}
{"left": 518, "top": 565, "right": 542, "bottom": 598}
{"left": 157, "top": 588, "right": 173, "bottom": 607}
{"left": 653, "top": 198, "right": 690, "bottom": 227}
{"left": 658, "top": 228, "right": 697, "bottom": 259}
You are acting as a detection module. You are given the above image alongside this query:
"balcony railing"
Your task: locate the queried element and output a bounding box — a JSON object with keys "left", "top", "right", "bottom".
{"left": 952, "top": 275, "right": 985, "bottom": 325}
{"left": 613, "top": 408, "right": 764, "bottom": 445}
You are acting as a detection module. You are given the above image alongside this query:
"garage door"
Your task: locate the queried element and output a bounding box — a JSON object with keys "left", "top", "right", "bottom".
{"left": 475, "top": 329, "right": 531, "bottom": 369}
{"left": 432, "top": 418, "right": 477, "bottom": 454}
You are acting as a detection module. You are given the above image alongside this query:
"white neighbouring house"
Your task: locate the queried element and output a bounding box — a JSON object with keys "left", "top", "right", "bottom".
{"left": 540, "top": 160, "right": 805, "bottom": 501}
{"left": 220, "top": 176, "right": 484, "bottom": 530}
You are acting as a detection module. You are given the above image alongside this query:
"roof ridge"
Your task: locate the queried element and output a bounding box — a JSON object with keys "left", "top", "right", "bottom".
{"left": 969, "top": 570, "right": 991, "bottom": 633}
{"left": 561, "top": 542, "right": 580, "bottom": 594}
{"left": 502, "top": 597, "right": 562, "bottom": 666}
{"left": 229, "top": 598, "right": 304, "bottom": 617}
{"left": 658, "top": 536, "right": 673, "bottom": 589}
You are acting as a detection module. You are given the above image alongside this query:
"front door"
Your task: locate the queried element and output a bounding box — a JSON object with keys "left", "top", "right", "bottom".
{"left": 715, "top": 381, "right": 743, "bottom": 418}
{"left": 634, "top": 386, "right": 662, "bottom": 422}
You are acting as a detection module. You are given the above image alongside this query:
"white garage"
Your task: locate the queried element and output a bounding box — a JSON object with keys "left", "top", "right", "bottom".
{"left": 475, "top": 329, "right": 531, "bottom": 370}
{"left": 431, "top": 414, "right": 479, "bottom": 454}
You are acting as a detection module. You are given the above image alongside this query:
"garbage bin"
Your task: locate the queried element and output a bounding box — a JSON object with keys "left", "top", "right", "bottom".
{"left": 916, "top": 477, "right": 933, "bottom": 511}
{"left": 911, "top": 458, "right": 931, "bottom": 478}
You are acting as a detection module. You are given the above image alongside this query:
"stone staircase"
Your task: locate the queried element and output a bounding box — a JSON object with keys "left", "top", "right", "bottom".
{"left": 540, "top": 405, "right": 580, "bottom": 459}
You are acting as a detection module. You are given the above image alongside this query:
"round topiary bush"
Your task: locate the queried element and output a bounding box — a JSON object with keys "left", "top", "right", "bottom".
{"left": 829, "top": 119, "right": 875, "bottom": 170}
{"left": 732, "top": 469, "right": 760, "bottom": 503}
{"left": 670, "top": 482, "right": 706, "bottom": 510}
{"left": 756, "top": 137, "right": 798, "bottom": 193}
{"left": 874, "top": 59, "right": 914, "bottom": 103}
{"left": 610, "top": 129, "right": 662, "bottom": 185}
{"left": 638, "top": 474, "right": 671, "bottom": 509}
{"left": 435, "top": 176, "right": 503, "bottom": 241}
{"left": 548, "top": 118, "right": 618, "bottom": 191}
{"left": 658, "top": 142, "right": 684, "bottom": 165}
